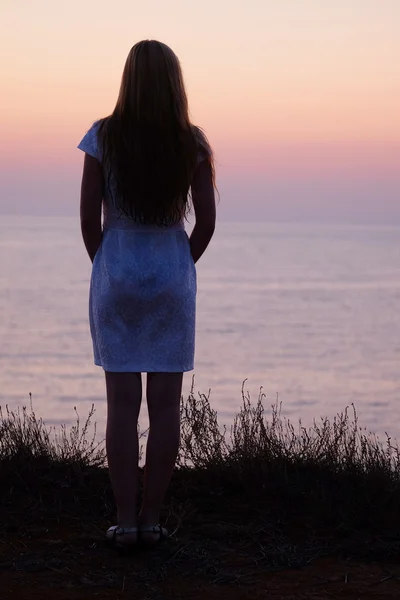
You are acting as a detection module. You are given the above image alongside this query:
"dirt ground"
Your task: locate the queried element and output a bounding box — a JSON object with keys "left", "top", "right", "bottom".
{"left": 1, "top": 525, "right": 400, "bottom": 600}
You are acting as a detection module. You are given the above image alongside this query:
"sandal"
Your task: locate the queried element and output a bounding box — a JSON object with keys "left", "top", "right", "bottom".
{"left": 105, "top": 526, "right": 139, "bottom": 553}
{"left": 138, "top": 524, "right": 168, "bottom": 548}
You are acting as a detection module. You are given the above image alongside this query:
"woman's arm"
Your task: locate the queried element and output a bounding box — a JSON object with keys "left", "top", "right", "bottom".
{"left": 80, "top": 153, "right": 103, "bottom": 262}
{"left": 189, "top": 158, "right": 216, "bottom": 263}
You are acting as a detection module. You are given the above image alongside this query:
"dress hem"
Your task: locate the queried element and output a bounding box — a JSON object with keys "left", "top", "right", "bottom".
{"left": 94, "top": 360, "right": 194, "bottom": 373}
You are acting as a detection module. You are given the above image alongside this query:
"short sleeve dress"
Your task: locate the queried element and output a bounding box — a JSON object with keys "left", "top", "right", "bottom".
{"left": 78, "top": 122, "right": 197, "bottom": 372}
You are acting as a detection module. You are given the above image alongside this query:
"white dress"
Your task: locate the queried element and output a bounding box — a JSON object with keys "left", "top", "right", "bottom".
{"left": 78, "top": 122, "right": 197, "bottom": 372}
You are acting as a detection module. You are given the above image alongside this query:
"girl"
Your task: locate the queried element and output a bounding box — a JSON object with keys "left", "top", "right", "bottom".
{"left": 78, "top": 40, "right": 216, "bottom": 551}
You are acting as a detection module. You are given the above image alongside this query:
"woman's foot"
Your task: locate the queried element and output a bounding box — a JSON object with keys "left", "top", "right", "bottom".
{"left": 138, "top": 524, "right": 168, "bottom": 547}
{"left": 105, "top": 526, "right": 138, "bottom": 552}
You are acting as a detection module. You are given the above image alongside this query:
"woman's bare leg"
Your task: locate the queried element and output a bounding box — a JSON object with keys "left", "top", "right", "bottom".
{"left": 105, "top": 371, "right": 142, "bottom": 532}
{"left": 139, "top": 372, "right": 183, "bottom": 537}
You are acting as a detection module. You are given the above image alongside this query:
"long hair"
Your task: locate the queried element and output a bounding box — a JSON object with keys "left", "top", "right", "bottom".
{"left": 98, "top": 40, "right": 215, "bottom": 226}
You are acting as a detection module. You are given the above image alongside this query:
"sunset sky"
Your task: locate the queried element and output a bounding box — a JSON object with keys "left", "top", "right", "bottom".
{"left": 1, "top": 0, "right": 399, "bottom": 224}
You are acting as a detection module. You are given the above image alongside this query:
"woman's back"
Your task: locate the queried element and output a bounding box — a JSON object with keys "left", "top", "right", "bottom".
{"left": 78, "top": 119, "right": 209, "bottom": 233}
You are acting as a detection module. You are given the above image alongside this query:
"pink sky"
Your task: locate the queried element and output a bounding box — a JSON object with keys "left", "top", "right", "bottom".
{"left": 1, "top": 0, "right": 399, "bottom": 224}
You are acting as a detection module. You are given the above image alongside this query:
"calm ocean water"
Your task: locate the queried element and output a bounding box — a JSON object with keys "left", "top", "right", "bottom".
{"left": 0, "top": 215, "right": 399, "bottom": 440}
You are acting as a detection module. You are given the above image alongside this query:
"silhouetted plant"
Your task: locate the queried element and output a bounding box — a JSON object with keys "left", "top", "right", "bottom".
{"left": 2, "top": 382, "right": 400, "bottom": 554}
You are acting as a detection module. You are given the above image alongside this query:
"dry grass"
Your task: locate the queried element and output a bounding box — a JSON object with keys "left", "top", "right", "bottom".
{"left": 1, "top": 380, "right": 400, "bottom": 587}
{"left": 178, "top": 381, "right": 400, "bottom": 538}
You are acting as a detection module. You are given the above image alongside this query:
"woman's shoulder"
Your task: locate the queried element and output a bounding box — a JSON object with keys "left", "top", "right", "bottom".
{"left": 77, "top": 118, "right": 108, "bottom": 160}
{"left": 192, "top": 126, "right": 212, "bottom": 158}
{"left": 84, "top": 117, "right": 110, "bottom": 140}
{"left": 85, "top": 118, "right": 104, "bottom": 135}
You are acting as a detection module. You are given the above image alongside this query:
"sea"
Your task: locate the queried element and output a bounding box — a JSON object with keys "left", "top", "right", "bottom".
{"left": 0, "top": 215, "right": 399, "bottom": 441}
